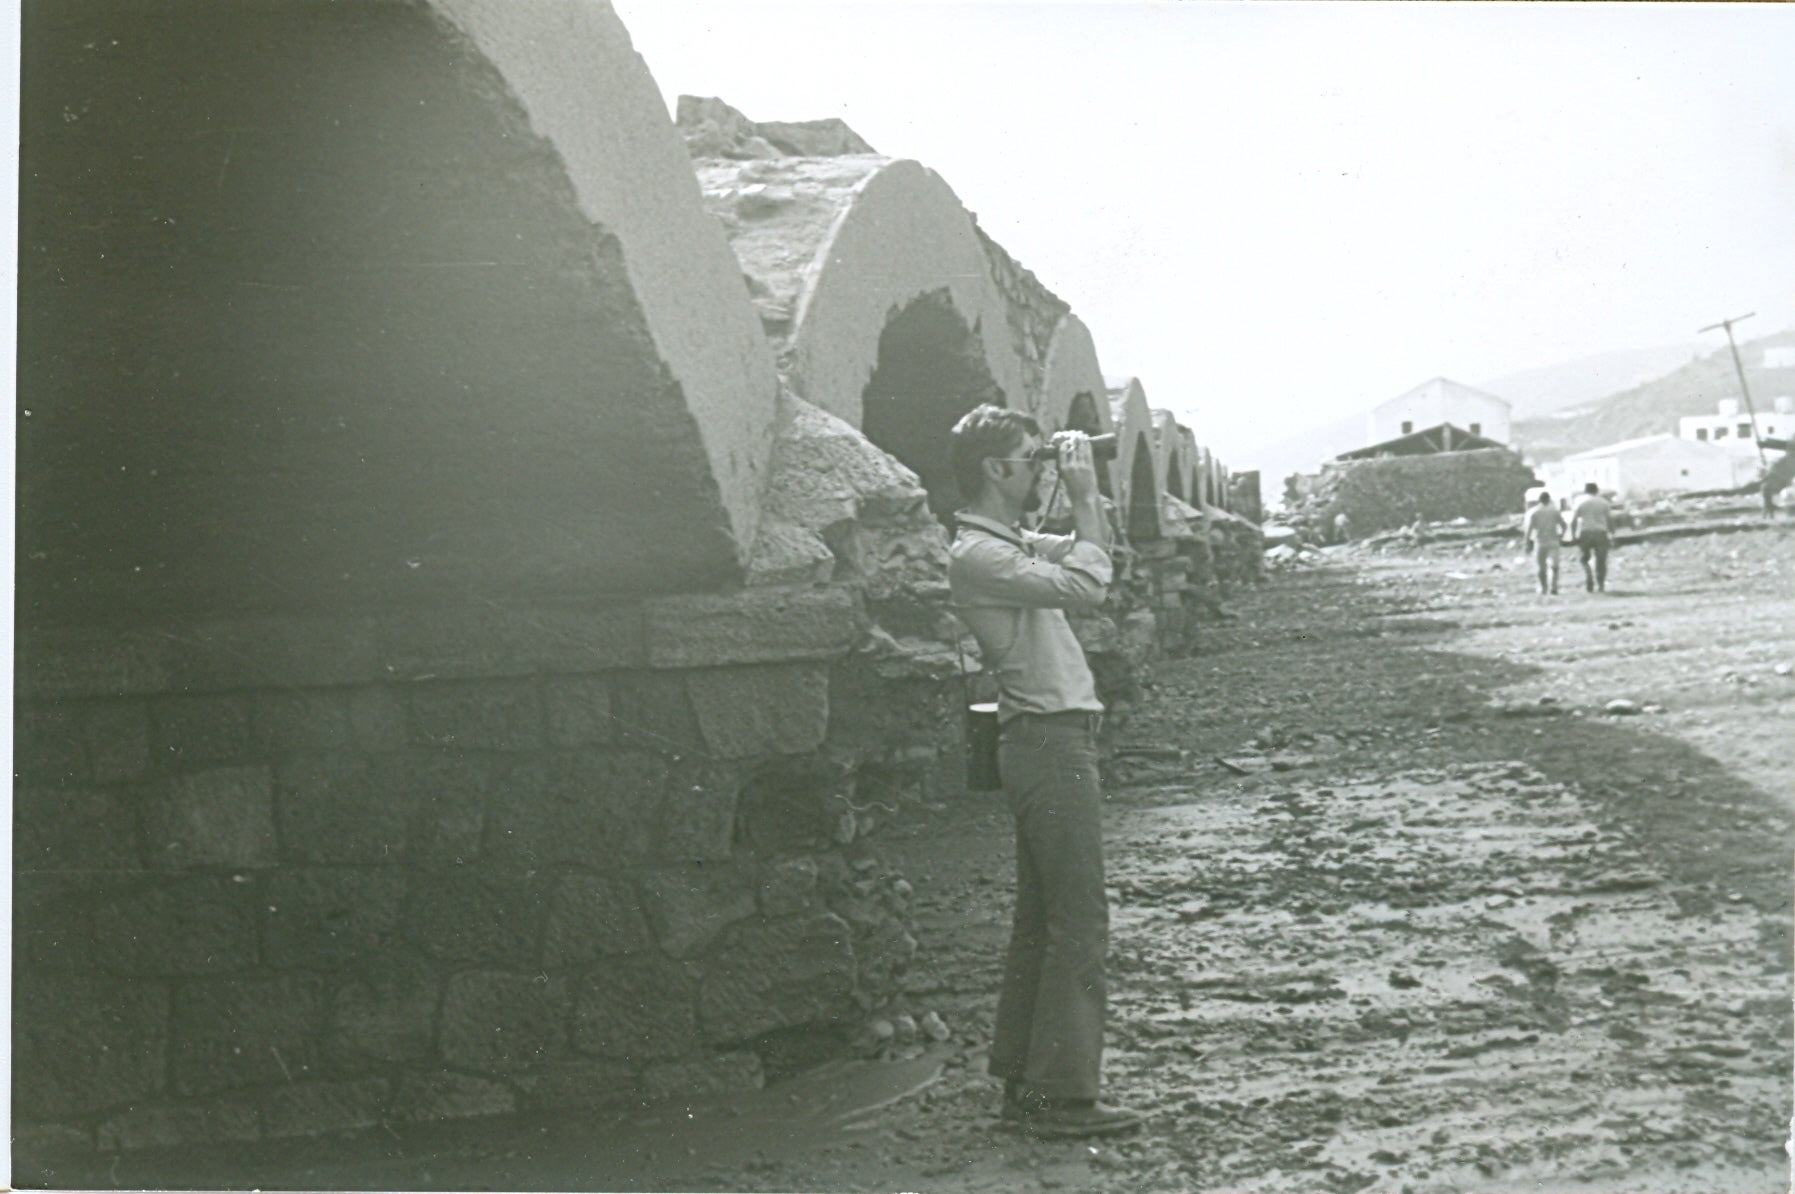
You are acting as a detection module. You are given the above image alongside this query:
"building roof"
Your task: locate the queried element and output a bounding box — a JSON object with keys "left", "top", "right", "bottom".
{"left": 1336, "top": 422, "right": 1509, "bottom": 460}
{"left": 1373, "top": 376, "right": 1513, "bottom": 415}
{"left": 1562, "top": 433, "right": 1738, "bottom": 462}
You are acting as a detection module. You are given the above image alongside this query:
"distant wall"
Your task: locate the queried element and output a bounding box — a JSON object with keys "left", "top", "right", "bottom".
{"left": 1302, "top": 449, "right": 1538, "bottom": 535}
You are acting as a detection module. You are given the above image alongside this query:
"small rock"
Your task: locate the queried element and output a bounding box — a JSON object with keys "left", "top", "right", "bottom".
{"left": 868, "top": 1019, "right": 896, "bottom": 1042}
{"left": 1603, "top": 699, "right": 1641, "bottom": 716}
{"left": 1642, "top": 703, "right": 1665, "bottom": 714}
{"left": 892, "top": 1014, "right": 918, "bottom": 1044}
{"left": 1485, "top": 894, "right": 1512, "bottom": 909}
{"left": 1775, "top": 663, "right": 1793, "bottom": 677}
{"left": 891, "top": 879, "right": 914, "bottom": 899}
{"left": 920, "top": 1011, "right": 951, "bottom": 1042}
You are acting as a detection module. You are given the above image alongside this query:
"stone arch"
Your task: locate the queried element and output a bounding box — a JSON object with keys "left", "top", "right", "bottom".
{"left": 1151, "top": 410, "right": 1187, "bottom": 503}
{"left": 695, "top": 156, "right": 1024, "bottom": 434}
{"left": 1176, "top": 427, "right": 1200, "bottom": 505}
{"left": 859, "top": 290, "right": 1005, "bottom": 520}
{"left": 19, "top": 0, "right": 777, "bottom": 624}
{"left": 1107, "top": 377, "right": 1161, "bottom": 542}
{"left": 1040, "top": 315, "right": 1116, "bottom": 498}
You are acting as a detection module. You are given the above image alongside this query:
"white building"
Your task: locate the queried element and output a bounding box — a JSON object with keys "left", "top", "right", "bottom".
{"left": 1542, "top": 434, "right": 1758, "bottom": 499}
{"left": 1677, "top": 396, "right": 1795, "bottom": 454}
{"left": 1367, "top": 377, "right": 1511, "bottom": 448}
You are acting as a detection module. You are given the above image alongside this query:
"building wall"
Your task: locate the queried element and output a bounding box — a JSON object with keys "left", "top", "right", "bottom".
{"left": 1678, "top": 406, "right": 1795, "bottom": 454}
{"left": 1368, "top": 381, "right": 1512, "bottom": 447}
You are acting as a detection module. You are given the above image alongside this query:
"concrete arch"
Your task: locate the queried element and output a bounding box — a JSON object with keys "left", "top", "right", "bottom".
{"left": 20, "top": 0, "right": 777, "bottom": 624}
{"left": 696, "top": 156, "right": 1026, "bottom": 434}
{"left": 1107, "top": 377, "right": 1162, "bottom": 542}
{"left": 1039, "top": 315, "right": 1117, "bottom": 498}
{"left": 1151, "top": 410, "right": 1187, "bottom": 503}
{"left": 1175, "top": 426, "right": 1201, "bottom": 505}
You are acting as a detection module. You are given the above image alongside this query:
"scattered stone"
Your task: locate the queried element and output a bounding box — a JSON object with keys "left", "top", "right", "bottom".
{"left": 892, "top": 1014, "right": 918, "bottom": 1044}
{"left": 1602, "top": 699, "right": 1641, "bottom": 716}
{"left": 919, "top": 1011, "right": 951, "bottom": 1042}
{"left": 868, "top": 1019, "right": 896, "bottom": 1042}
{"left": 1775, "top": 663, "right": 1793, "bottom": 677}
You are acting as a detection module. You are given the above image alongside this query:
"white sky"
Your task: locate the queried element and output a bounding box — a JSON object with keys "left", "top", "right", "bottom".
{"left": 612, "top": 0, "right": 1795, "bottom": 460}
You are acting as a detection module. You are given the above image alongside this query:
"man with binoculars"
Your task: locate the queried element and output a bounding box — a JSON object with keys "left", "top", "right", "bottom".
{"left": 946, "top": 404, "right": 1141, "bottom": 1138}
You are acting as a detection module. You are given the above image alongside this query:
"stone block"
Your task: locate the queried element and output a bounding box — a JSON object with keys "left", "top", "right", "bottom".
{"left": 408, "top": 679, "right": 544, "bottom": 751}
{"left": 325, "top": 959, "right": 442, "bottom": 1067}
{"left": 572, "top": 955, "right": 699, "bottom": 1062}
{"left": 172, "top": 976, "right": 323, "bottom": 1096}
{"left": 643, "top": 586, "right": 862, "bottom": 668}
{"left": 607, "top": 672, "right": 703, "bottom": 753}
{"left": 265, "top": 869, "right": 407, "bottom": 968}
{"left": 85, "top": 699, "right": 152, "bottom": 783}
{"left": 85, "top": 875, "right": 260, "bottom": 975}
{"left": 732, "top": 757, "right": 850, "bottom": 854}
{"left": 392, "top": 1070, "right": 517, "bottom": 1124}
{"left": 252, "top": 690, "right": 353, "bottom": 755}
{"left": 641, "top": 864, "right": 759, "bottom": 959}
{"left": 346, "top": 686, "right": 408, "bottom": 751}
{"left": 151, "top": 693, "right": 256, "bottom": 766}
{"left": 698, "top": 913, "right": 856, "bottom": 1044}
{"left": 404, "top": 869, "right": 546, "bottom": 966}
{"left": 757, "top": 857, "right": 819, "bottom": 918}
{"left": 543, "top": 874, "right": 654, "bottom": 966}
{"left": 14, "top": 704, "right": 88, "bottom": 785}
{"left": 16, "top": 626, "right": 174, "bottom": 698}
{"left": 170, "top": 615, "right": 380, "bottom": 691}
{"left": 259, "top": 1078, "right": 390, "bottom": 1140}
{"left": 378, "top": 602, "right": 647, "bottom": 680}
{"left": 439, "top": 971, "right": 570, "bottom": 1072}
{"left": 641, "top": 1053, "right": 764, "bottom": 1101}
{"left": 97, "top": 1098, "right": 261, "bottom": 1152}
{"left": 685, "top": 664, "right": 829, "bottom": 759}
{"left": 274, "top": 750, "right": 491, "bottom": 866}
{"left": 510, "top": 1061, "right": 639, "bottom": 1113}
{"left": 543, "top": 676, "right": 614, "bottom": 747}
{"left": 14, "top": 785, "right": 142, "bottom": 875}
{"left": 145, "top": 766, "right": 277, "bottom": 869}
{"left": 658, "top": 760, "right": 743, "bottom": 862}
{"left": 743, "top": 519, "right": 836, "bottom": 589}
{"left": 13, "top": 973, "right": 170, "bottom": 1118}
{"left": 492, "top": 750, "right": 669, "bottom": 867}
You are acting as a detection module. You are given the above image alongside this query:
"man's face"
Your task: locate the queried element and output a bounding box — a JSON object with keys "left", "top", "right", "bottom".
{"left": 998, "top": 432, "right": 1046, "bottom": 512}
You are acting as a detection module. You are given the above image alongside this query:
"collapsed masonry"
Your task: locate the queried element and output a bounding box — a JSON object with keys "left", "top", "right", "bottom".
{"left": 14, "top": 1, "right": 1257, "bottom": 1155}
{"left": 1283, "top": 449, "right": 1541, "bottom": 541}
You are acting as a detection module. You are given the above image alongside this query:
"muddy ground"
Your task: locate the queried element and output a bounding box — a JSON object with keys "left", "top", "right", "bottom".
{"left": 40, "top": 521, "right": 1794, "bottom": 1194}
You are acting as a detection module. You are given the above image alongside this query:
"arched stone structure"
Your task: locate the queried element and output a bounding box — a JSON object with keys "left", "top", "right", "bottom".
{"left": 694, "top": 156, "right": 1024, "bottom": 517}
{"left": 1106, "top": 378, "right": 1161, "bottom": 543}
{"left": 1176, "top": 426, "right": 1201, "bottom": 505}
{"left": 1040, "top": 315, "right": 1117, "bottom": 498}
{"left": 19, "top": 0, "right": 778, "bottom": 625}
{"left": 1152, "top": 410, "right": 1187, "bottom": 503}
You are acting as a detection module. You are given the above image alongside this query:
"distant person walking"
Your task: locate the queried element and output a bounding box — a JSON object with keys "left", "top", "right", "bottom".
{"left": 1523, "top": 491, "right": 1564, "bottom": 595}
{"left": 1570, "top": 482, "right": 1613, "bottom": 593}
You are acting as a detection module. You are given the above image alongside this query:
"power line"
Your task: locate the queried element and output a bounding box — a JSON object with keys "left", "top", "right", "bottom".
{"left": 1698, "top": 312, "right": 1768, "bottom": 473}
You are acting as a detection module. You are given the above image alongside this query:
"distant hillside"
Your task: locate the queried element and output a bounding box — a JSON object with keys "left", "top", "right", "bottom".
{"left": 1476, "top": 341, "right": 1703, "bottom": 420}
{"left": 1513, "top": 327, "right": 1795, "bottom": 462}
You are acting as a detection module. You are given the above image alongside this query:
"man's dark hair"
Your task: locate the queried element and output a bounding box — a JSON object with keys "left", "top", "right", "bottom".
{"left": 1585, "top": 482, "right": 1599, "bottom": 494}
{"left": 1537, "top": 491, "right": 1552, "bottom": 504}
{"left": 950, "top": 404, "right": 1041, "bottom": 502}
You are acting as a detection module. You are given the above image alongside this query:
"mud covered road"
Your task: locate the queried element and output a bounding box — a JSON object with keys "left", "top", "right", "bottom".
{"left": 783, "top": 524, "right": 1795, "bottom": 1194}
{"left": 54, "top": 525, "right": 1793, "bottom": 1193}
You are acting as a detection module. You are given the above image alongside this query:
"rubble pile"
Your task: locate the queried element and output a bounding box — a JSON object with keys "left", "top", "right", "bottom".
{"left": 1283, "top": 448, "right": 1538, "bottom": 542}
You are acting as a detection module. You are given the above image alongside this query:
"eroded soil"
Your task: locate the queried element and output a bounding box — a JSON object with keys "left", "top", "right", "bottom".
{"left": 39, "top": 525, "right": 1794, "bottom": 1193}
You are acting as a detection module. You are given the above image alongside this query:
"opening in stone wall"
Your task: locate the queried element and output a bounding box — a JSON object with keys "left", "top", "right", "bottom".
{"left": 1127, "top": 432, "right": 1159, "bottom": 542}
{"left": 1166, "top": 451, "right": 1186, "bottom": 502}
{"left": 1065, "top": 391, "right": 1113, "bottom": 498}
{"left": 861, "top": 290, "right": 1005, "bottom": 523}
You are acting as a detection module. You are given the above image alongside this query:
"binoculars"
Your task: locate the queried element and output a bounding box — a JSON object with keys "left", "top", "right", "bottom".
{"left": 1029, "top": 432, "right": 1119, "bottom": 464}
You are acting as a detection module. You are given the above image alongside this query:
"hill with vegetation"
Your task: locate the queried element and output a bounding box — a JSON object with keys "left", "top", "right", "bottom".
{"left": 1513, "top": 327, "right": 1795, "bottom": 462}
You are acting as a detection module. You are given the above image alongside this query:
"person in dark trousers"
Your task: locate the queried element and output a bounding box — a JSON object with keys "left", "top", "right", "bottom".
{"left": 1524, "top": 490, "right": 1565, "bottom": 595}
{"left": 1570, "top": 481, "right": 1613, "bottom": 592}
{"left": 946, "top": 404, "right": 1141, "bottom": 1139}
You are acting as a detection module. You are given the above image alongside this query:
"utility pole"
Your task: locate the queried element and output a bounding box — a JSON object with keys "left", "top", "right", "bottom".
{"left": 1699, "top": 312, "right": 1768, "bottom": 473}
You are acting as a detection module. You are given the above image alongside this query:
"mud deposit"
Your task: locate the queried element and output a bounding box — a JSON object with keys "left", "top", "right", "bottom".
{"left": 41, "top": 527, "right": 1793, "bottom": 1193}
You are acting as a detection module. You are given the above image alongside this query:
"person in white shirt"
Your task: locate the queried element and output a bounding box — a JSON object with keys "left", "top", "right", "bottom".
{"left": 1523, "top": 491, "right": 1565, "bottom": 595}
{"left": 946, "top": 404, "right": 1140, "bottom": 1139}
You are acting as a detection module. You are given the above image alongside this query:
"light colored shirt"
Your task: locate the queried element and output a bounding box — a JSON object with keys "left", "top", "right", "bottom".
{"left": 1525, "top": 505, "right": 1564, "bottom": 548}
{"left": 1571, "top": 495, "right": 1612, "bottom": 535}
{"left": 948, "top": 513, "right": 1111, "bottom": 722}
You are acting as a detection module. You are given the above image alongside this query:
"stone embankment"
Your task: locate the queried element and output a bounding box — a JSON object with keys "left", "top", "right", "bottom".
{"left": 14, "top": 0, "right": 1258, "bottom": 1158}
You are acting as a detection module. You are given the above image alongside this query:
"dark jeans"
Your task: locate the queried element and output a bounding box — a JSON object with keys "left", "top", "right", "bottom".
{"left": 1577, "top": 530, "right": 1611, "bottom": 589}
{"left": 989, "top": 711, "right": 1108, "bottom": 1101}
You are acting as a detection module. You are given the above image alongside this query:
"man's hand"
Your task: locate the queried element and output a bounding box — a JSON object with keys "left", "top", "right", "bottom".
{"left": 1052, "top": 431, "right": 1100, "bottom": 504}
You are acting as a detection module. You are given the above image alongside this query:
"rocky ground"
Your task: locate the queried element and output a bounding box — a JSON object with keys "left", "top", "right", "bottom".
{"left": 40, "top": 520, "right": 1793, "bottom": 1194}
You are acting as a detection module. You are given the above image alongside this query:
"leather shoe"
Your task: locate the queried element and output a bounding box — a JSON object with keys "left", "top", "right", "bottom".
{"left": 1000, "top": 1086, "right": 1142, "bottom": 1138}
